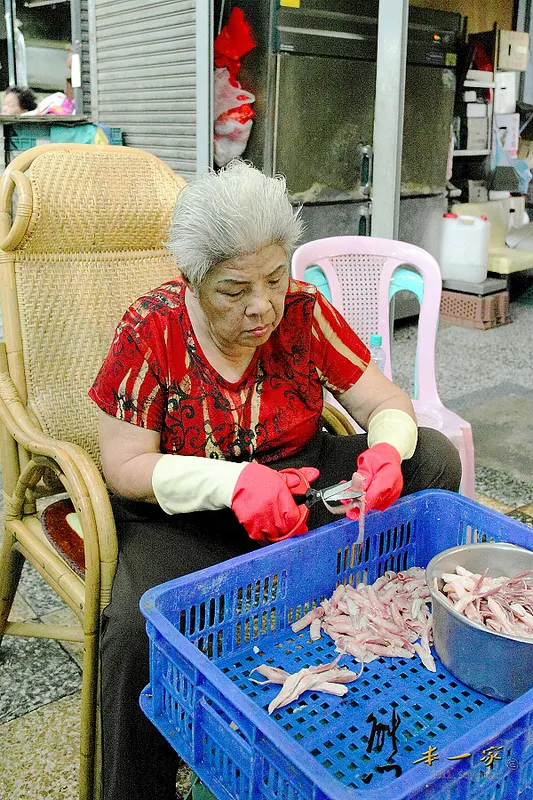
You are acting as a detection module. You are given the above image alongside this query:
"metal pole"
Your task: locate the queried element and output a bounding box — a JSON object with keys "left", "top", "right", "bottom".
{"left": 370, "top": 0, "right": 409, "bottom": 239}
{"left": 4, "top": 0, "right": 18, "bottom": 87}
{"left": 196, "top": 0, "right": 213, "bottom": 173}
{"left": 88, "top": 0, "right": 99, "bottom": 121}
{"left": 70, "top": 0, "right": 83, "bottom": 114}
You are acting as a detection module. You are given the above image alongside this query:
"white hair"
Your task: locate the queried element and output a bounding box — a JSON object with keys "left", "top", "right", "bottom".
{"left": 166, "top": 160, "right": 304, "bottom": 287}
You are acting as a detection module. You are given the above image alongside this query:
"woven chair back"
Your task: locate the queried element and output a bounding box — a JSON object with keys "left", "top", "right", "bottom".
{"left": 0, "top": 145, "right": 185, "bottom": 467}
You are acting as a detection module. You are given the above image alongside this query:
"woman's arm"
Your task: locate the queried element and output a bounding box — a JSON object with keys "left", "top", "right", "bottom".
{"left": 98, "top": 410, "right": 163, "bottom": 502}
{"left": 336, "top": 360, "right": 416, "bottom": 430}
{"left": 336, "top": 361, "right": 418, "bottom": 515}
{"left": 97, "top": 409, "right": 310, "bottom": 543}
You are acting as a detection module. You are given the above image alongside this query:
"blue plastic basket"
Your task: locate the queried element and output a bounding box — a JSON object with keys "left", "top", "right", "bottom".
{"left": 140, "top": 491, "right": 533, "bottom": 800}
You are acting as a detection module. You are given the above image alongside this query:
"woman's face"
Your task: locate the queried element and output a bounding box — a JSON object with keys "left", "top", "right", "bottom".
{"left": 195, "top": 244, "right": 289, "bottom": 352}
{"left": 1, "top": 92, "right": 23, "bottom": 115}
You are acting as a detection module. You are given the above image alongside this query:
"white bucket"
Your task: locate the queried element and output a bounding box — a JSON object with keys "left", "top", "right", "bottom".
{"left": 439, "top": 213, "right": 491, "bottom": 283}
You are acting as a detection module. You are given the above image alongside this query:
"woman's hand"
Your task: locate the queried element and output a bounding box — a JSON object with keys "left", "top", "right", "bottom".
{"left": 232, "top": 463, "right": 319, "bottom": 544}
{"left": 336, "top": 361, "right": 418, "bottom": 520}
{"left": 346, "top": 443, "right": 403, "bottom": 520}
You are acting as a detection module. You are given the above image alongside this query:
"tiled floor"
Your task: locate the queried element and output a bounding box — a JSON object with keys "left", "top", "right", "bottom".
{"left": 1, "top": 292, "right": 533, "bottom": 799}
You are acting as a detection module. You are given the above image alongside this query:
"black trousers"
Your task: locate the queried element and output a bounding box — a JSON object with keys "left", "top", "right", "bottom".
{"left": 100, "top": 429, "right": 461, "bottom": 800}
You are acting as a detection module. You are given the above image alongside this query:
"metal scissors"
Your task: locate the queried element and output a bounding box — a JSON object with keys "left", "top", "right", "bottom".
{"left": 279, "top": 467, "right": 364, "bottom": 539}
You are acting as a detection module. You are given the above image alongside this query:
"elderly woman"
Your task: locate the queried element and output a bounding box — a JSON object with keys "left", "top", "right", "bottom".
{"left": 89, "top": 160, "right": 461, "bottom": 800}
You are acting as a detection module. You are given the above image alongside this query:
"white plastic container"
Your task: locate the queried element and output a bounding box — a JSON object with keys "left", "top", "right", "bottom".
{"left": 439, "top": 213, "right": 491, "bottom": 283}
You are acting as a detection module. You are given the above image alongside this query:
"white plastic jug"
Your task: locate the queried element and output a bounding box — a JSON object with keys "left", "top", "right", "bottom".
{"left": 439, "top": 213, "right": 491, "bottom": 283}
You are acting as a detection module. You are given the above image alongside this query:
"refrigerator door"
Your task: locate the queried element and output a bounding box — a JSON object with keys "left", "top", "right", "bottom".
{"left": 402, "top": 66, "right": 456, "bottom": 196}
{"left": 273, "top": 55, "right": 454, "bottom": 204}
{"left": 274, "top": 54, "right": 376, "bottom": 203}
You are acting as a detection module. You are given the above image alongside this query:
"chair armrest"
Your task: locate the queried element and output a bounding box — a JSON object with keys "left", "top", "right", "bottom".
{"left": 322, "top": 402, "right": 357, "bottom": 435}
{"left": 0, "top": 367, "right": 117, "bottom": 587}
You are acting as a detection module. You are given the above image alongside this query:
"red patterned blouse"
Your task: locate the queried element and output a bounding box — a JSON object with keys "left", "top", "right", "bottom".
{"left": 89, "top": 277, "right": 370, "bottom": 464}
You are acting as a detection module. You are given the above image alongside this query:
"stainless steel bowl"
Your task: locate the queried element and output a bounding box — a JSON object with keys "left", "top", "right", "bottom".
{"left": 426, "top": 542, "right": 533, "bottom": 702}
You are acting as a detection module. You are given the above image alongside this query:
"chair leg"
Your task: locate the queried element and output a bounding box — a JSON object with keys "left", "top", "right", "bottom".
{"left": 0, "top": 527, "right": 101, "bottom": 800}
{"left": 92, "top": 667, "right": 103, "bottom": 800}
{"left": 0, "top": 528, "right": 25, "bottom": 644}
{"left": 79, "top": 629, "right": 99, "bottom": 800}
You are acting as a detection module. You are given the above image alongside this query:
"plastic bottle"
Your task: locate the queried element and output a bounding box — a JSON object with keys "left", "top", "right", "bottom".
{"left": 369, "top": 334, "right": 386, "bottom": 372}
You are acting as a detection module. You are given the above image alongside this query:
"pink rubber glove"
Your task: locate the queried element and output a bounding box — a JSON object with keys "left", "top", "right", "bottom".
{"left": 231, "top": 463, "right": 319, "bottom": 544}
{"left": 280, "top": 466, "right": 320, "bottom": 494}
{"left": 346, "top": 443, "right": 403, "bottom": 520}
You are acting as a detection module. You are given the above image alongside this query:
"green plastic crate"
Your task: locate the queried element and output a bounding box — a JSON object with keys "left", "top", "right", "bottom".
{"left": 108, "top": 127, "right": 123, "bottom": 145}
{"left": 9, "top": 135, "right": 37, "bottom": 151}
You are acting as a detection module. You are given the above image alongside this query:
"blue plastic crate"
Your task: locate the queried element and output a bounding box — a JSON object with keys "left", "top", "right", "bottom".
{"left": 140, "top": 490, "right": 533, "bottom": 800}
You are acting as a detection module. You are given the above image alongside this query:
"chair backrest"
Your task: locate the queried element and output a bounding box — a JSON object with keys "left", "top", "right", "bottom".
{"left": 291, "top": 235, "right": 442, "bottom": 404}
{"left": 0, "top": 144, "right": 186, "bottom": 467}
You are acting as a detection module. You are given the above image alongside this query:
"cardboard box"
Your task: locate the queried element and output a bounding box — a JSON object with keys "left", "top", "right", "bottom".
{"left": 495, "top": 112, "right": 520, "bottom": 156}
{"left": 466, "top": 117, "right": 488, "bottom": 151}
{"left": 497, "top": 30, "right": 529, "bottom": 71}
{"left": 466, "top": 103, "right": 487, "bottom": 118}
{"left": 466, "top": 69, "right": 493, "bottom": 83}
{"left": 518, "top": 138, "right": 533, "bottom": 168}
{"left": 468, "top": 180, "right": 489, "bottom": 202}
{"left": 494, "top": 71, "right": 518, "bottom": 114}
{"left": 469, "top": 30, "right": 529, "bottom": 72}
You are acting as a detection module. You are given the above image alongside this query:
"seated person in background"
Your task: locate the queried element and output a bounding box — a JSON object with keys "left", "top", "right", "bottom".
{"left": 1, "top": 85, "right": 37, "bottom": 114}
{"left": 89, "top": 160, "right": 462, "bottom": 800}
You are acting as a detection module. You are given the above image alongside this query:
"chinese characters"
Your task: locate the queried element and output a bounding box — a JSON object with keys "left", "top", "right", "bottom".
{"left": 359, "top": 703, "right": 510, "bottom": 788}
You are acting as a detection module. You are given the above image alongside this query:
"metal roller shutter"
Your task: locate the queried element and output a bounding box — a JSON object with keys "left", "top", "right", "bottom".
{"left": 88, "top": 0, "right": 212, "bottom": 177}
{"left": 80, "top": 0, "right": 91, "bottom": 114}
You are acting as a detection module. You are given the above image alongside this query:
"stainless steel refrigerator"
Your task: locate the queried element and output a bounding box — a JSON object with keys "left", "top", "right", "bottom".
{"left": 224, "top": 0, "right": 461, "bottom": 259}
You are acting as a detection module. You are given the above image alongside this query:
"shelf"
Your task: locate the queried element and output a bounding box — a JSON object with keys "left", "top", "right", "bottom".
{"left": 453, "top": 149, "right": 491, "bottom": 156}
{"left": 463, "top": 80, "right": 496, "bottom": 88}
{"left": 0, "top": 115, "right": 89, "bottom": 124}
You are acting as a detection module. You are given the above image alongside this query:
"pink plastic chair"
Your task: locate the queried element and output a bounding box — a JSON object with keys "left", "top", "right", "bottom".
{"left": 291, "top": 235, "right": 475, "bottom": 498}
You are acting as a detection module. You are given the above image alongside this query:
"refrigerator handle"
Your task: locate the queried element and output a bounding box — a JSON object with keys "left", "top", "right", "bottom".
{"left": 358, "top": 203, "right": 372, "bottom": 237}
{"left": 360, "top": 145, "right": 373, "bottom": 197}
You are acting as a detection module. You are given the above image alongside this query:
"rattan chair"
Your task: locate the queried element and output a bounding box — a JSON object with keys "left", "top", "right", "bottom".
{"left": 0, "top": 143, "right": 353, "bottom": 799}
{"left": 0, "top": 143, "right": 186, "bottom": 799}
